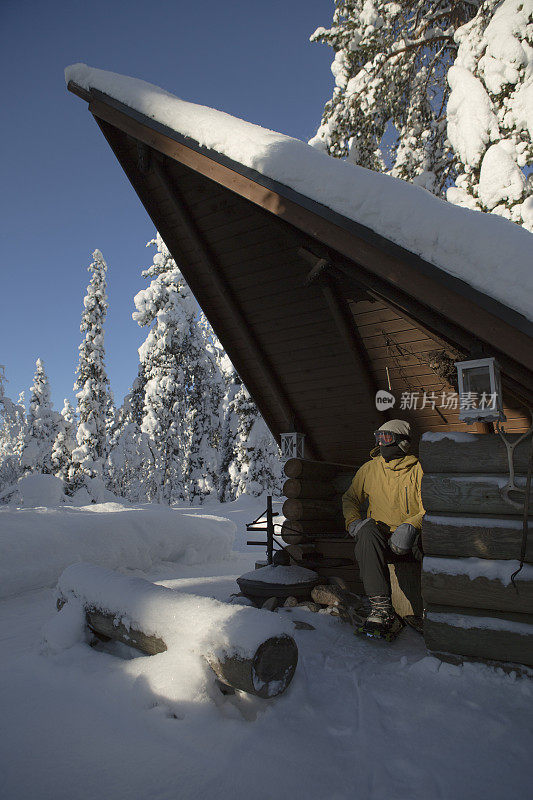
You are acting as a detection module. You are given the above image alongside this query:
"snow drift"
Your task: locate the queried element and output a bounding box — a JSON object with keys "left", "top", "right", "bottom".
{"left": 0, "top": 501, "right": 235, "bottom": 599}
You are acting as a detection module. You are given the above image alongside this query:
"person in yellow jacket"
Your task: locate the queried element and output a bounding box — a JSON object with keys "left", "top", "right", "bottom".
{"left": 342, "top": 419, "right": 424, "bottom": 635}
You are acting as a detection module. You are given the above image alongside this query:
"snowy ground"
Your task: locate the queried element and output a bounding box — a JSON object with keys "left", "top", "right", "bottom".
{"left": 0, "top": 494, "right": 531, "bottom": 800}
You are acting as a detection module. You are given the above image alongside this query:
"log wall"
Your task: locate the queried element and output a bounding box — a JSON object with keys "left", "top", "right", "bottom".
{"left": 419, "top": 432, "right": 533, "bottom": 667}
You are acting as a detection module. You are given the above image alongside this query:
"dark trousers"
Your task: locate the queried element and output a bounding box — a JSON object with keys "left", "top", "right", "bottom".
{"left": 354, "top": 519, "right": 423, "bottom": 597}
{"left": 353, "top": 519, "right": 391, "bottom": 597}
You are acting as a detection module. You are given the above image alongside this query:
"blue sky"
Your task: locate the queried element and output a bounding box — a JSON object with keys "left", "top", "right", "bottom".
{"left": 0, "top": 0, "right": 333, "bottom": 409}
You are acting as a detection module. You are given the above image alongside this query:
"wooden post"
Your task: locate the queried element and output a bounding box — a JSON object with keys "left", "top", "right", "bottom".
{"left": 266, "top": 495, "right": 274, "bottom": 566}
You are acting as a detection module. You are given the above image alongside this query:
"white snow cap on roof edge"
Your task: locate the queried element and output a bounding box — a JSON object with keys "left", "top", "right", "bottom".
{"left": 65, "top": 63, "right": 533, "bottom": 323}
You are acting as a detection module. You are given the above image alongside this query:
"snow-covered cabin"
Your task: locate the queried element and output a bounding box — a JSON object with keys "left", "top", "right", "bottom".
{"left": 66, "top": 65, "right": 533, "bottom": 669}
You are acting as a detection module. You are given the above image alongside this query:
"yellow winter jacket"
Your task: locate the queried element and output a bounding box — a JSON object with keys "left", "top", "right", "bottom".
{"left": 342, "top": 448, "right": 425, "bottom": 532}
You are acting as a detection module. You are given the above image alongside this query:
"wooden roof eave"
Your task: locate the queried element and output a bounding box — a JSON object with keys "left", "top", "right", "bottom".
{"left": 68, "top": 81, "right": 533, "bottom": 401}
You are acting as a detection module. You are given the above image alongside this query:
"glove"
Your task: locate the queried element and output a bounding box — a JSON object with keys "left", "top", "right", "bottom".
{"left": 348, "top": 518, "right": 370, "bottom": 541}
{"left": 389, "top": 523, "right": 417, "bottom": 555}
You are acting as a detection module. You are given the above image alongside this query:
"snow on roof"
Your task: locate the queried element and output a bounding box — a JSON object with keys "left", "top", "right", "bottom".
{"left": 65, "top": 63, "right": 533, "bottom": 323}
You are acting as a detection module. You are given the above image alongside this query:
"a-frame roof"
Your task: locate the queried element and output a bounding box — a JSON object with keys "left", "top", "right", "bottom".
{"left": 66, "top": 65, "right": 533, "bottom": 465}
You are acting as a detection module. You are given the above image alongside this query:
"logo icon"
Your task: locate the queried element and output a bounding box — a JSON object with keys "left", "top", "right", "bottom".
{"left": 375, "top": 390, "right": 396, "bottom": 411}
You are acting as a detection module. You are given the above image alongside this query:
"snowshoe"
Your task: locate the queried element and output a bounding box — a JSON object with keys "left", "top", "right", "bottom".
{"left": 355, "top": 595, "right": 405, "bottom": 642}
{"left": 403, "top": 615, "right": 424, "bottom": 635}
{"left": 356, "top": 614, "right": 405, "bottom": 642}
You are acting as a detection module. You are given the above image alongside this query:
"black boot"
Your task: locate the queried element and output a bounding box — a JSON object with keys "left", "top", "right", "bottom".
{"left": 361, "top": 595, "right": 402, "bottom": 639}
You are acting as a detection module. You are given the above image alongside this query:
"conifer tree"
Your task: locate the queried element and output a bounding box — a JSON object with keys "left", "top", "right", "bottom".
{"left": 446, "top": 0, "right": 533, "bottom": 229}
{"left": 216, "top": 363, "right": 242, "bottom": 502}
{"left": 227, "top": 384, "right": 282, "bottom": 499}
{"left": 134, "top": 235, "right": 198, "bottom": 502}
{"left": 50, "top": 399, "right": 76, "bottom": 483}
{"left": 0, "top": 367, "right": 26, "bottom": 493}
{"left": 20, "top": 359, "right": 61, "bottom": 475}
{"left": 310, "top": 1, "right": 480, "bottom": 195}
{"left": 106, "top": 389, "right": 152, "bottom": 501}
{"left": 71, "top": 249, "right": 111, "bottom": 491}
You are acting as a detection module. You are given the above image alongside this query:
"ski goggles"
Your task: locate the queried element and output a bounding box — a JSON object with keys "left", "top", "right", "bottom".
{"left": 374, "top": 430, "right": 397, "bottom": 446}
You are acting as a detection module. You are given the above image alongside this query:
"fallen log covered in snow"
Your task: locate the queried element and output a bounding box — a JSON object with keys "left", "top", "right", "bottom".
{"left": 55, "top": 563, "right": 298, "bottom": 698}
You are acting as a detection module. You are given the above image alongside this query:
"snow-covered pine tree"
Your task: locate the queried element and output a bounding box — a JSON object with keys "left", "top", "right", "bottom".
{"left": 70, "top": 249, "right": 112, "bottom": 493}
{"left": 446, "top": 0, "right": 533, "bottom": 229}
{"left": 0, "top": 366, "right": 27, "bottom": 493}
{"left": 50, "top": 399, "right": 76, "bottom": 483}
{"left": 134, "top": 234, "right": 221, "bottom": 503}
{"left": 181, "top": 323, "right": 223, "bottom": 504}
{"left": 310, "top": 1, "right": 480, "bottom": 195}
{"left": 216, "top": 360, "right": 241, "bottom": 502}
{"left": 20, "top": 359, "right": 61, "bottom": 475}
{"left": 227, "top": 383, "right": 282, "bottom": 499}
{"left": 106, "top": 388, "right": 153, "bottom": 501}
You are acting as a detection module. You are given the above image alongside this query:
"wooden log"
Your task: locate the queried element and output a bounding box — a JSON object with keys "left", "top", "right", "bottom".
{"left": 419, "top": 433, "right": 532, "bottom": 475}
{"left": 421, "top": 473, "right": 533, "bottom": 516}
{"left": 282, "top": 478, "right": 337, "bottom": 500}
{"left": 280, "top": 528, "right": 306, "bottom": 545}
{"left": 86, "top": 607, "right": 298, "bottom": 697}
{"left": 284, "top": 543, "right": 317, "bottom": 562}
{"left": 311, "top": 537, "right": 356, "bottom": 560}
{"left": 332, "top": 472, "right": 356, "bottom": 494}
{"left": 424, "top": 604, "right": 533, "bottom": 667}
{"left": 86, "top": 609, "right": 166, "bottom": 654}
{"left": 422, "top": 514, "right": 533, "bottom": 563}
{"left": 281, "top": 520, "right": 346, "bottom": 537}
{"left": 57, "top": 564, "right": 298, "bottom": 698}
{"left": 284, "top": 458, "right": 356, "bottom": 480}
{"left": 282, "top": 497, "right": 344, "bottom": 522}
{"left": 421, "top": 557, "right": 533, "bottom": 614}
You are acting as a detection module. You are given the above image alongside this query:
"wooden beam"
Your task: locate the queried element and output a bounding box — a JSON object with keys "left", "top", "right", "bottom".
{"left": 424, "top": 605, "right": 533, "bottom": 667}
{"left": 90, "top": 117, "right": 287, "bottom": 443}
{"left": 320, "top": 275, "right": 384, "bottom": 427}
{"left": 422, "top": 561, "right": 533, "bottom": 613}
{"left": 422, "top": 472, "right": 533, "bottom": 516}
{"left": 298, "top": 248, "right": 383, "bottom": 424}
{"left": 422, "top": 514, "right": 533, "bottom": 562}
{"left": 150, "top": 156, "right": 320, "bottom": 458}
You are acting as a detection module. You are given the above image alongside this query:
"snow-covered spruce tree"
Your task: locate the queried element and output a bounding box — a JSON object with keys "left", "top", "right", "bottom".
{"left": 20, "top": 359, "right": 61, "bottom": 475}
{"left": 50, "top": 399, "right": 76, "bottom": 483}
{"left": 70, "top": 250, "right": 112, "bottom": 493}
{"left": 446, "top": 0, "right": 533, "bottom": 229}
{"left": 181, "top": 315, "right": 223, "bottom": 504}
{"left": 216, "top": 360, "right": 242, "bottom": 502}
{"left": 310, "top": 1, "right": 480, "bottom": 195}
{"left": 227, "top": 383, "right": 282, "bottom": 499}
{"left": 134, "top": 234, "right": 221, "bottom": 504}
{"left": 106, "top": 388, "right": 153, "bottom": 501}
{"left": 0, "top": 366, "right": 27, "bottom": 493}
